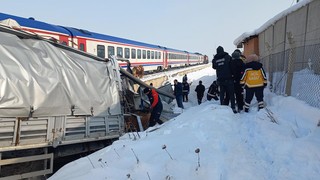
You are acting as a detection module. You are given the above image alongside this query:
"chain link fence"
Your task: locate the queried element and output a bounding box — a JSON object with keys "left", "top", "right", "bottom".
{"left": 261, "top": 43, "right": 320, "bottom": 109}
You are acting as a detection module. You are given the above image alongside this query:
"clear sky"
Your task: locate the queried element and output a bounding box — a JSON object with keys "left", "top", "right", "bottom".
{"left": 1, "top": 0, "right": 295, "bottom": 59}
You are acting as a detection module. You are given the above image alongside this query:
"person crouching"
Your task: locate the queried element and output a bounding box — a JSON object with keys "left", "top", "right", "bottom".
{"left": 143, "top": 87, "right": 163, "bottom": 127}
{"left": 207, "top": 80, "right": 219, "bottom": 101}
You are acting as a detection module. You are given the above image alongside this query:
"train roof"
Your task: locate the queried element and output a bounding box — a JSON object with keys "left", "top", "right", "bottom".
{"left": 0, "top": 12, "right": 71, "bottom": 35}
{"left": 0, "top": 12, "right": 203, "bottom": 55}
{"left": 63, "top": 27, "right": 191, "bottom": 54}
{"left": 63, "top": 27, "right": 162, "bottom": 50}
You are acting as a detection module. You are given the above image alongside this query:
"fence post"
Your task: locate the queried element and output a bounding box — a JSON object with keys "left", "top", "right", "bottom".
{"left": 265, "top": 42, "right": 273, "bottom": 91}
{"left": 286, "top": 32, "right": 295, "bottom": 96}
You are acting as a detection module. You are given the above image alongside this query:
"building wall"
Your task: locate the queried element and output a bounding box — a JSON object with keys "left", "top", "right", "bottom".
{"left": 240, "top": 0, "right": 320, "bottom": 108}
{"left": 305, "top": 0, "right": 320, "bottom": 47}
{"left": 243, "top": 36, "right": 259, "bottom": 58}
{"left": 272, "top": 17, "right": 287, "bottom": 54}
{"left": 304, "top": 0, "right": 320, "bottom": 74}
{"left": 246, "top": 0, "right": 320, "bottom": 73}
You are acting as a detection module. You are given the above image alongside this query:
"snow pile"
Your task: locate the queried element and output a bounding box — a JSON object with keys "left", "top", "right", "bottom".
{"left": 49, "top": 66, "right": 320, "bottom": 180}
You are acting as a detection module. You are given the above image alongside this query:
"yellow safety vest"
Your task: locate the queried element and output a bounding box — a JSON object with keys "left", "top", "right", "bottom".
{"left": 240, "top": 68, "right": 267, "bottom": 88}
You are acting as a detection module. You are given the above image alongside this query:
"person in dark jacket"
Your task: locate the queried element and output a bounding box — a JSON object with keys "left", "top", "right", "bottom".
{"left": 182, "top": 80, "right": 190, "bottom": 102}
{"left": 212, "top": 46, "right": 237, "bottom": 113}
{"left": 195, "top": 80, "right": 206, "bottom": 105}
{"left": 143, "top": 87, "right": 163, "bottom": 127}
{"left": 232, "top": 50, "right": 246, "bottom": 112}
{"left": 182, "top": 74, "right": 188, "bottom": 82}
{"left": 240, "top": 54, "right": 267, "bottom": 112}
{"left": 207, "top": 80, "right": 219, "bottom": 101}
{"left": 173, "top": 79, "right": 184, "bottom": 109}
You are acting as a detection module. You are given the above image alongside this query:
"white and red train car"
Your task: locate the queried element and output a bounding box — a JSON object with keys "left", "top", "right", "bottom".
{"left": 0, "top": 12, "right": 206, "bottom": 72}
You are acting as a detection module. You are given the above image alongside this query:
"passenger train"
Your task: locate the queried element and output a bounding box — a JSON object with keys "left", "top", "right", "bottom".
{"left": 0, "top": 12, "right": 206, "bottom": 72}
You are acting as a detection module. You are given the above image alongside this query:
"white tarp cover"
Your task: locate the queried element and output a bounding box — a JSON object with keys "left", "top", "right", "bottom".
{"left": 0, "top": 18, "right": 22, "bottom": 29}
{"left": 0, "top": 32, "right": 122, "bottom": 117}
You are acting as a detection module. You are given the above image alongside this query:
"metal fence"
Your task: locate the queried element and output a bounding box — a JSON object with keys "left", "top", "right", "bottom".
{"left": 261, "top": 43, "right": 320, "bottom": 108}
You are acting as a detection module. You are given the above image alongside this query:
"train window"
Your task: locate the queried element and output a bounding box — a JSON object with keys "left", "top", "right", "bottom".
{"left": 108, "top": 46, "right": 115, "bottom": 58}
{"left": 125, "top": 48, "right": 130, "bottom": 59}
{"left": 151, "top": 51, "right": 154, "bottom": 59}
{"left": 147, "top": 50, "right": 150, "bottom": 59}
{"left": 159, "top": 52, "right": 161, "bottom": 59}
{"left": 131, "top": 49, "right": 136, "bottom": 59}
{"left": 155, "top": 52, "right": 158, "bottom": 59}
{"left": 97, "top": 45, "right": 105, "bottom": 58}
{"left": 137, "top": 49, "right": 141, "bottom": 59}
{"left": 142, "top": 50, "right": 146, "bottom": 59}
{"left": 117, "top": 47, "right": 123, "bottom": 58}
{"left": 79, "top": 43, "right": 85, "bottom": 51}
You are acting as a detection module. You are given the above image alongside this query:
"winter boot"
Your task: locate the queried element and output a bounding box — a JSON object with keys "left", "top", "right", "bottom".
{"left": 258, "top": 101, "right": 264, "bottom": 111}
{"left": 232, "top": 108, "right": 237, "bottom": 114}
{"left": 244, "top": 102, "right": 250, "bottom": 113}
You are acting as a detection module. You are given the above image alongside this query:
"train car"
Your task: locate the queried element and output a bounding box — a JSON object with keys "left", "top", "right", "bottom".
{"left": 61, "top": 27, "right": 166, "bottom": 72}
{"left": 189, "top": 52, "right": 204, "bottom": 65}
{"left": 161, "top": 49, "right": 204, "bottom": 69}
{"left": 0, "top": 12, "right": 205, "bottom": 72}
{"left": 165, "top": 48, "right": 188, "bottom": 68}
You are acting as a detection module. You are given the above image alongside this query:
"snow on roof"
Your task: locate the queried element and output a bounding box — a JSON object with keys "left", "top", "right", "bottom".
{"left": 233, "top": 0, "right": 313, "bottom": 46}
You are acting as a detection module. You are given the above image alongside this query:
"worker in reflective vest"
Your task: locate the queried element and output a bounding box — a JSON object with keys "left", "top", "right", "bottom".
{"left": 240, "top": 54, "right": 267, "bottom": 112}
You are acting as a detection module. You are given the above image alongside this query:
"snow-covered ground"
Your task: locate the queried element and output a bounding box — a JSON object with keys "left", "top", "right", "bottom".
{"left": 49, "top": 66, "right": 320, "bottom": 180}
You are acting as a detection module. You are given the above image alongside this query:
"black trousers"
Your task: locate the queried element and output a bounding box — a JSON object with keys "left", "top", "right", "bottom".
{"left": 219, "top": 80, "right": 235, "bottom": 109}
{"left": 149, "top": 107, "right": 163, "bottom": 127}
{"left": 197, "top": 94, "right": 204, "bottom": 105}
{"left": 234, "top": 83, "right": 244, "bottom": 110}
{"left": 244, "top": 87, "right": 264, "bottom": 109}
{"left": 183, "top": 93, "right": 188, "bottom": 102}
{"left": 207, "top": 94, "right": 219, "bottom": 101}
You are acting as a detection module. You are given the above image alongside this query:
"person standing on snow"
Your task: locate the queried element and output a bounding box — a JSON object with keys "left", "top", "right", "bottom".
{"left": 240, "top": 54, "right": 267, "bottom": 112}
{"left": 212, "top": 46, "right": 237, "bottom": 113}
{"left": 173, "top": 79, "right": 184, "bottom": 109}
{"left": 231, "top": 50, "right": 246, "bottom": 112}
{"left": 182, "top": 74, "right": 188, "bottom": 82}
{"left": 143, "top": 87, "right": 163, "bottom": 127}
{"left": 182, "top": 80, "right": 190, "bottom": 102}
{"left": 195, "top": 80, "right": 205, "bottom": 105}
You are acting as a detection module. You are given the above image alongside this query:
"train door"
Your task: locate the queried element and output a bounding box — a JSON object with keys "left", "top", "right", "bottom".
{"left": 187, "top": 53, "right": 190, "bottom": 66}
{"left": 77, "top": 38, "right": 87, "bottom": 52}
{"left": 163, "top": 51, "right": 168, "bottom": 68}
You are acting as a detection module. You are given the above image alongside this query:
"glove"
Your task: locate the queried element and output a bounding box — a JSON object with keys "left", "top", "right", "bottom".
{"left": 264, "top": 83, "right": 267, "bottom": 88}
